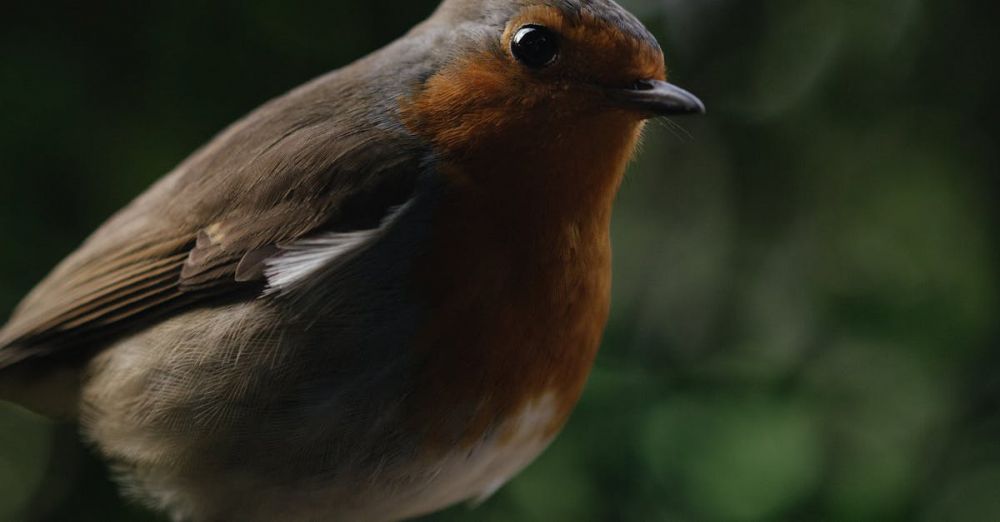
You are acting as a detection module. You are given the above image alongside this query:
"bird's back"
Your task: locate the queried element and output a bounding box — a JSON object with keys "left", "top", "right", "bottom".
{"left": 0, "top": 33, "right": 435, "bottom": 375}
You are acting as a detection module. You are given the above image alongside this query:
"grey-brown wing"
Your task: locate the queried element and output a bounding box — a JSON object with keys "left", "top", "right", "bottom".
{"left": 0, "top": 74, "right": 425, "bottom": 368}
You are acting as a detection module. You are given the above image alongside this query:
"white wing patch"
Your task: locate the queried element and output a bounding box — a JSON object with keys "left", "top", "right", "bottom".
{"left": 263, "top": 200, "right": 412, "bottom": 294}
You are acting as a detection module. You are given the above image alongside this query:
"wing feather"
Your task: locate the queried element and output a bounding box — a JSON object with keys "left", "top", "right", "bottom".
{"left": 0, "top": 69, "right": 427, "bottom": 369}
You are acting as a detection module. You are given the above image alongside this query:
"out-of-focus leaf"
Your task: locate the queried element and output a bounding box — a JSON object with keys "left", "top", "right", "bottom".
{"left": 642, "top": 395, "right": 823, "bottom": 521}
{"left": 0, "top": 405, "right": 53, "bottom": 520}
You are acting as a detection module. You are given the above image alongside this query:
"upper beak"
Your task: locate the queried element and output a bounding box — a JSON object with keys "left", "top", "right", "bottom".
{"left": 609, "top": 79, "right": 706, "bottom": 117}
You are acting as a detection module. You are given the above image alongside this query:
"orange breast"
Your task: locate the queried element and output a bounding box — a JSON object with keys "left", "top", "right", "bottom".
{"left": 402, "top": 80, "right": 640, "bottom": 449}
{"left": 408, "top": 185, "right": 613, "bottom": 448}
{"left": 398, "top": 46, "right": 646, "bottom": 450}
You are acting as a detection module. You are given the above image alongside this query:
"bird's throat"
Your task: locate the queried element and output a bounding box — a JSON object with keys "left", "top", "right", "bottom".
{"left": 400, "top": 50, "right": 646, "bottom": 218}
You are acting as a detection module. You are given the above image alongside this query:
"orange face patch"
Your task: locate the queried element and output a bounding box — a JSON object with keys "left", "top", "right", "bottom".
{"left": 400, "top": 4, "right": 664, "bottom": 161}
{"left": 503, "top": 5, "right": 665, "bottom": 87}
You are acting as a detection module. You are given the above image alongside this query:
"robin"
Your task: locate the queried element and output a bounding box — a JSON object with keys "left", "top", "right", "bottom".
{"left": 0, "top": 0, "right": 703, "bottom": 520}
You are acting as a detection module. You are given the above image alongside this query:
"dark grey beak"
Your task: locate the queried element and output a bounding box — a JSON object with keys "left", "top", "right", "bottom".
{"left": 610, "top": 79, "right": 706, "bottom": 116}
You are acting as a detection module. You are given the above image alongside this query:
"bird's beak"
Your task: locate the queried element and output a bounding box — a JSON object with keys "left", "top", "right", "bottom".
{"left": 608, "top": 79, "right": 706, "bottom": 117}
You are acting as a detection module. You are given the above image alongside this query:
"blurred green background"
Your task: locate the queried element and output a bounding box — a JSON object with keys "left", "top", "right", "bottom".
{"left": 1, "top": 0, "right": 997, "bottom": 520}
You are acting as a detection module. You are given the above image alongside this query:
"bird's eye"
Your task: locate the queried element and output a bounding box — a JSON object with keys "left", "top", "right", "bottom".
{"left": 511, "top": 25, "right": 559, "bottom": 68}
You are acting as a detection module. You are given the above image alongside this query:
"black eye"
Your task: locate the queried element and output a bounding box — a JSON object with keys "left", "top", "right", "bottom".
{"left": 511, "top": 25, "right": 559, "bottom": 68}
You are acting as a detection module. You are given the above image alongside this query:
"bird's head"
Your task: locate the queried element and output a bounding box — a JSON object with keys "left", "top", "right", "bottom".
{"left": 399, "top": 0, "right": 704, "bottom": 197}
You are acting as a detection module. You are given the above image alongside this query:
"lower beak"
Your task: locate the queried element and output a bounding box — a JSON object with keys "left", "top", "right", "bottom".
{"left": 609, "top": 79, "right": 706, "bottom": 117}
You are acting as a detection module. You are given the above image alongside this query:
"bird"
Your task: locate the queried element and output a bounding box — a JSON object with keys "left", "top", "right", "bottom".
{"left": 0, "top": 0, "right": 703, "bottom": 520}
